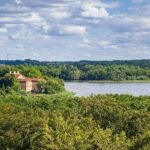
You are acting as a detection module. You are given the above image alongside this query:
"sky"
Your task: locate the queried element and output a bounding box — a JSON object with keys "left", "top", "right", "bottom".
{"left": 0, "top": 0, "right": 150, "bottom": 61}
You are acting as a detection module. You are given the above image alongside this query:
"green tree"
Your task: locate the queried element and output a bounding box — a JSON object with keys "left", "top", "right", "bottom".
{"left": 0, "top": 74, "right": 20, "bottom": 92}
{"left": 37, "top": 78, "right": 65, "bottom": 94}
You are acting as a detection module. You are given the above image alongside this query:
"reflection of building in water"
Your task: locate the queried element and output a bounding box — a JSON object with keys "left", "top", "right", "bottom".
{"left": 11, "top": 71, "right": 40, "bottom": 92}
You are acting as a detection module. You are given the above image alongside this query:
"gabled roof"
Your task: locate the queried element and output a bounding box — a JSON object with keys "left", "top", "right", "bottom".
{"left": 14, "top": 73, "right": 26, "bottom": 80}
{"left": 12, "top": 72, "right": 40, "bottom": 82}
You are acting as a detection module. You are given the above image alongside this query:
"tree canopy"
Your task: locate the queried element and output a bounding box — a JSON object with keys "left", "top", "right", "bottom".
{"left": 0, "top": 93, "right": 150, "bottom": 149}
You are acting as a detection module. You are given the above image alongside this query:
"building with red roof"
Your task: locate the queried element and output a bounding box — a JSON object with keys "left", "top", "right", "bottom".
{"left": 12, "top": 71, "right": 40, "bottom": 92}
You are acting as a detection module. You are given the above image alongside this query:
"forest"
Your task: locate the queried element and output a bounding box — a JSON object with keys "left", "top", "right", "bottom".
{"left": 0, "top": 59, "right": 150, "bottom": 81}
{"left": 0, "top": 62, "right": 150, "bottom": 149}
{"left": 0, "top": 93, "right": 150, "bottom": 149}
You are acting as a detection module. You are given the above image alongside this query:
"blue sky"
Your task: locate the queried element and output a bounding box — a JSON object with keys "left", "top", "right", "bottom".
{"left": 0, "top": 0, "right": 150, "bottom": 61}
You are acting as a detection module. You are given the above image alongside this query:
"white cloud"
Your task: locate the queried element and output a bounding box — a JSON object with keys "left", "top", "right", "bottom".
{"left": 98, "top": 1, "right": 120, "bottom": 9}
{"left": 8, "top": 24, "right": 46, "bottom": 40}
{"left": 111, "top": 15, "right": 150, "bottom": 31}
{"left": 23, "top": 13, "right": 44, "bottom": 23}
{"left": 77, "top": 43, "right": 91, "bottom": 48}
{"left": 15, "top": 0, "right": 23, "bottom": 6}
{"left": 98, "top": 40, "right": 118, "bottom": 49}
{"left": 59, "top": 25, "right": 86, "bottom": 35}
{"left": 50, "top": 11, "right": 71, "bottom": 19}
{"left": 82, "top": 38, "right": 89, "bottom": 43}
{"left": 0, "top": 12, "right": 45, "bottom": 25}
{"left": 98, "top": 40, "right": 111, "bottom": 47}
{"left": 81, "top": 3, "right": 109, "bottom": 19}
{"left": 0, "top": 28, "right": 7, "bottom": 33}
{"left": 0, "top": 0, "right": 150, "bottom": 60}
{"left": 0, "top": 38, "right": 7, "bottom": 46}
{"left": 43, "top": 25, "right": 51, "bottom": 33}
{"left": 4, "top": 24, "right": 17, "bottom": 28}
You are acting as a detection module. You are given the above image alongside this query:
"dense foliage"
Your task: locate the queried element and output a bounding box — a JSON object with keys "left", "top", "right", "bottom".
{"left": 0, "top": 73, "right": 20, "bottom": 93}
{"left": 0, "top": 61, "right": 150, "bottom": 149}
{"left": 1, "top": 59, "right": 150, "bottom": 81}
{"left": 0, "top": 93, "right": 150, "bottom": 149}
{"left": 37, "top": 78, "right": 65, "bottom": 94}
{"left": 0, "top": 66, "right": 65, "bottom": 94}
{"left": 56, "top": 64, "right": 150, "bottom": 81}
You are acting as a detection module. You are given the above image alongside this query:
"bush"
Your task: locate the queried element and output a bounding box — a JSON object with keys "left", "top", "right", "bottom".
{"left": 37, "top": 78, "right": 65, "bottom": 94}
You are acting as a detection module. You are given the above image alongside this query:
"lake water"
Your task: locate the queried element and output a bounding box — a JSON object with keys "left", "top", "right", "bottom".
{"left": 65, "top": 82, "right": 150, "bottom": 96}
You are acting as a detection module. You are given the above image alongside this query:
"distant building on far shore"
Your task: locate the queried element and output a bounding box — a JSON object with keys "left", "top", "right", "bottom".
{"left": 11, "top": 71, "right": 40, "bottom": 92}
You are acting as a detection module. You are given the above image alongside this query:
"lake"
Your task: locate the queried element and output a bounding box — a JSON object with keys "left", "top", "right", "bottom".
{"left": 65, "top": 82, "right": 150, "bottom": 96}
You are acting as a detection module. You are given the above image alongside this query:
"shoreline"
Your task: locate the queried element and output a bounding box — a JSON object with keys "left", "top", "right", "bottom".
{"left": 64, "top": 80, "right": 150, "bottom": 83}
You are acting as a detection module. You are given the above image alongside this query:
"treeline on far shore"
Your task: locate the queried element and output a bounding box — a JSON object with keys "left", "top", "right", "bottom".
{"left": 0, "top": 59, "right": 150, "bottom": 81}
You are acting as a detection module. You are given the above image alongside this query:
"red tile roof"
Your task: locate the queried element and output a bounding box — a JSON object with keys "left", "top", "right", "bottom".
{"left": 14, "top": 73, "right": 26, "bottom": 79}
{"left": 13, "top": 73, "right": 40, "bottom": 82}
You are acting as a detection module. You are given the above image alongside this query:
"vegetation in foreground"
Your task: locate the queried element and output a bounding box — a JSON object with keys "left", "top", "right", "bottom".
{"left": 0, "top": 93, "right": 150, "bottom": 150}
{"left": 0, "top": 62, "right": 150, "bottom": 149}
